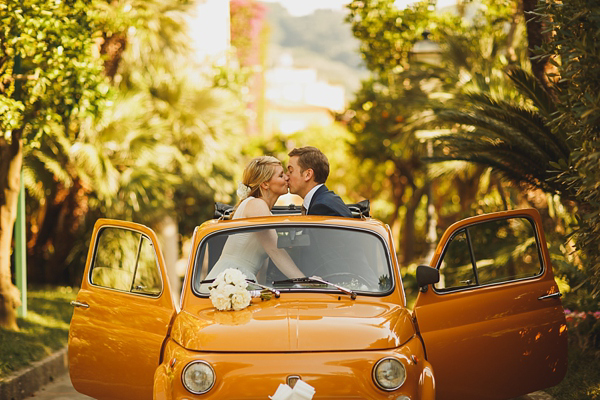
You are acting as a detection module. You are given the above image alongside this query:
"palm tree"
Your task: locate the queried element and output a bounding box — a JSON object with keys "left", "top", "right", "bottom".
{"left": 24, "top": 0, "right": 248, "bottom": 285}
{"left": 429, "top": 66, "right": 573, "bottom": 199}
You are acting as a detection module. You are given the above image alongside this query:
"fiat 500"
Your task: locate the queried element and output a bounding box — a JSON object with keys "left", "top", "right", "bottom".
{"left": 68, "top": 205, "right": 567, "bottom": 399}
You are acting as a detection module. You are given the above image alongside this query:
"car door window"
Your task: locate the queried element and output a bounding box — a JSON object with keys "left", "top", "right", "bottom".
{"left": 131, "top": 236, "right": 162, "bottom": 295}
{"left": 436, "top": 217, "right": 543, "bottom": 291}
{"left": 437, "top": 230, "right": 476, "bottom": 288}
{"left": 91, "top": 227, "right": 162, "bottom": 296}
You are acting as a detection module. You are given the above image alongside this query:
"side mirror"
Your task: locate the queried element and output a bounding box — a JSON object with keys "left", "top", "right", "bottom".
{"left": 416, "top": 265, "right": 439, "bottom": 293}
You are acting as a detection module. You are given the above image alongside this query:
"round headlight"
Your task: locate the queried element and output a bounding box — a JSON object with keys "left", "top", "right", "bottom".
{"left": 373, "top": 357, "right": 406, "bottom": 391}
{"left": 182, "top": 361, "right": 215, "bottom": 394}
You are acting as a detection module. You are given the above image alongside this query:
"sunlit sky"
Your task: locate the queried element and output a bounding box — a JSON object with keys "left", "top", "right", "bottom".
{"left": 261, "top": 0, "right": 458, "bottom": 16}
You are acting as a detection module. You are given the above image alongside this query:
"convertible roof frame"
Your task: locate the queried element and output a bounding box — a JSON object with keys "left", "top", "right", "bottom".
{"left": 214, "top": 200, "right": 370, "bottom": 220}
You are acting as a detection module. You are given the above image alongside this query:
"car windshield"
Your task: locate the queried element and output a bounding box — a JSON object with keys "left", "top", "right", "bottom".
{"left": 193, "top": 226, "right": 393, "bottom": 295}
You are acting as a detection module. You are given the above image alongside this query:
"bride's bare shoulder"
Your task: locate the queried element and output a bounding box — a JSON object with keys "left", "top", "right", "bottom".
{"left": 240, "top": 197, "right": 270, "bottom": 218}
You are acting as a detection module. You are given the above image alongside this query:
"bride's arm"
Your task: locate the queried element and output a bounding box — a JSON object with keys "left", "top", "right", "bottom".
{"left": 244, "top": 199, "right": 304, "bottom": 279}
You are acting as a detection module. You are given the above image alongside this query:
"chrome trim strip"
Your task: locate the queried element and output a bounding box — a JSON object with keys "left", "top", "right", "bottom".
{"left": 372, "top": 357, "right": 406, "bottom": 391}
{"left": 431, "top": 215, "right": 546, "bottom": 295}
{"left": 181, "top": 360, "right": 216, "bottom": 395}
{"left": 87, "top": 224, "right": 166, "bottom": 299}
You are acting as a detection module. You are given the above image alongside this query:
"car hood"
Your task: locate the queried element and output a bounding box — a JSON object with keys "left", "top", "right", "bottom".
{"left": 171, "top": 299, "right": 415, "bottom": 352}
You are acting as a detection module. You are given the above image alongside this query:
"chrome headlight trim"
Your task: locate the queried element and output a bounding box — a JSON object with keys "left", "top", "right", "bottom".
{"left": 372, "top": 357, "right": 407, "bottom": 391}
{"left": 182, "top": 360, "right": 216, "bottom": 394}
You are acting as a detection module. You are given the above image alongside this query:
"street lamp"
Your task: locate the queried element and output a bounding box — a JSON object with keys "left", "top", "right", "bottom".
{"left": 409, "top": 31, "right": 442, "bottom": 66}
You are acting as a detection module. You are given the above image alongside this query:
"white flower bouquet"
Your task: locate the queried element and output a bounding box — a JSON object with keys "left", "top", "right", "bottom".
{"left": 209, "top": 269, "right": 252, "bottom": 311}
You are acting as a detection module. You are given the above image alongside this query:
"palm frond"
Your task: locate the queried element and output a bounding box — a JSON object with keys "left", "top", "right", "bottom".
{"left": 434, "top": 131, "right": 547, "bottom": 174}
{"left": 464, "top": 92, "right": 569, "bottom": 160}
{"left": 505, "top": 67, "right": 556, "bottom": 119}
{"left": 435, "top": 110, "right": 552, "bottom": 167}
{"left": 30, "top": 150, "right": 73, "bottom": 188}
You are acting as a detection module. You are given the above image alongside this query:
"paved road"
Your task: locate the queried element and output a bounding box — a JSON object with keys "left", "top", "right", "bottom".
{"left": 30, "top": 373, "right": 92, "bottom": 400}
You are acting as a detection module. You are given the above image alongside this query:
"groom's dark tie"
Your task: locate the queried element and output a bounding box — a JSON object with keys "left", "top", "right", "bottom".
{"left": 301, "top": 205, "right": 307, "bottom": 215}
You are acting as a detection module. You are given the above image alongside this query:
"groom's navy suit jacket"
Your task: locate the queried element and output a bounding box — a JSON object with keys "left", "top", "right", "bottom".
{"left": 267, "top": 184, "right": 369, "bottom": 282}
{"left": 300, "top": 185, "right": 358, "bottom": 277}
{"left": 307, "top": 185, "right": 352, "bottom": 217}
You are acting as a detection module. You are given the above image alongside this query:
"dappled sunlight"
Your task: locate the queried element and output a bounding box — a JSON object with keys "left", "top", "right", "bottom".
{"left": 559, "top": 324, "right": 567, "bottom": 334}
{"left": 25, "top": 311, "right": 71, "bottom": 330}
{"left": 0, "top": 288, "right": 76, "bottom": 378}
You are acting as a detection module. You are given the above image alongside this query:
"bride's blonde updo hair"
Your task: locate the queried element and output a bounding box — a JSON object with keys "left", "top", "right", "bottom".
{"left": 239, "top": 156, "right": 282, "bottom": 202}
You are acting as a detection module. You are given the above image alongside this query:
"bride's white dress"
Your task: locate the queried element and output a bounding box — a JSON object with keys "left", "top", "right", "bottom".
{"left": 204, "top": 197, "right": 270, "bottom": 283}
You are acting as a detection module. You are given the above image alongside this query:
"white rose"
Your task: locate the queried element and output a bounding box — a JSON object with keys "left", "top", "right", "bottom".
{"left": 210, "top": 289, "right": 231, "bottom": 311}
{"left": 222, "top": 283, "right": 238, "bottom": 298}
{"left": 223, "top": 269, "right": 248, "bottom": 288}
{"left": 231, "top": 289, "right": 251, "bottom": 311}
{"left": 212, "top": 273, "right": 224, "bottom": 288}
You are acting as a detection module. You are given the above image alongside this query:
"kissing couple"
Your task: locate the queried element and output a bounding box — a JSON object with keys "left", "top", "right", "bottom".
{"left": 203, "top": 146, "right": 352, "bottom": 284}
{"left": 233, "top": 146, "right": 352, "bottom": 219}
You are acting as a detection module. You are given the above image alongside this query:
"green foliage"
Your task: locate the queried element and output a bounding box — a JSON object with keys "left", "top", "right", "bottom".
{"left": 3, "top": 0, "right": 251, "bottom": 285}
{"left": 0, "top": 286, "right": 76, "bottom": 378}
{"left": 346, "top": 0, "right": 436, "bottom": 74}
{"left": 91, "top": 0, "right": 246, "bottom": 226}
{"left": 430, "top": 67, "right": 573, "bottom": 195}
{"left": 537, "top": 0, "right": 600, "bottom": 292}
{"left": 54, "top": 0, "right": 251, "bottom": 278}
{"left": 0, "top": 0, "right": 109, "bottom": 143}
{"left": 425, "top": 0, "right": 549, "bottom": 190}
{"left": 344, "top": 0, "right": 471, "bottom": 261}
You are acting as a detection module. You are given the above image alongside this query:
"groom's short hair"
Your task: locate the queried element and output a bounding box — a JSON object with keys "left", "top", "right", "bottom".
{"left": 289, "top": 146, "right": 329, "bottom": 184}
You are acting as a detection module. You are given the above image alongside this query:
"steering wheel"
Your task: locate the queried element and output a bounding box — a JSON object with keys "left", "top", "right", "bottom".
{"left": 314, "top": 271, "right": 371, "bottom": 288}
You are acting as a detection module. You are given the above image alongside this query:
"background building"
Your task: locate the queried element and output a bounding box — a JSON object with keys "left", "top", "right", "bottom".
{"left": 264, "top": 55, "right": 345, "bottom": 135}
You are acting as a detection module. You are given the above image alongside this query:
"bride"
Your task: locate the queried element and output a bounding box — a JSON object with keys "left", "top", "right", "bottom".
{"left": 204, "top": 156, "right": 304, "bottom": 283}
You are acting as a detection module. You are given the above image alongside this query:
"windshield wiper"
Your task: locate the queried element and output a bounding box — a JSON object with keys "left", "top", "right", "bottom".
{"left": 199, "top": 279, "right": 280, "bottom": 298}
{"left": 272, "top": 276, "right": 357, "bottom": 300}
{"left": 247, "top": 281, "right": 280, "bottom": 298}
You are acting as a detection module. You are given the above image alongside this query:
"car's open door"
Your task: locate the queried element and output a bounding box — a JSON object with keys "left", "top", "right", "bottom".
{"left": 413, "top": 209, "right": 567, "bottom": 400}
{"left": 68, "top": 219, "right": 176, "bottom": 400}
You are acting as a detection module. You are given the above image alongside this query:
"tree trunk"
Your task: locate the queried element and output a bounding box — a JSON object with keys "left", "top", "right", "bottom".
{"left": 401, "top": 186, "right": 426, "bottom": 264}
{"left": 388, "top": 168, "right": 406, "bottom": 255}
{"left": 522, "top": 0, "right": 552, "bottom": 92}
{"left": 422, "top": 181, "right": 438, "bottom": 265}
{"left": 506, "top": 1, "right": 523, "bottom": 62}
{"left": 0, "top": 135, "right": 23, "bottom": 331}
{"left": 155, "top": 214, "right": 181, "bottom": 306}
{"left": 28, "top": 179, "right": 89, "bottom": 284}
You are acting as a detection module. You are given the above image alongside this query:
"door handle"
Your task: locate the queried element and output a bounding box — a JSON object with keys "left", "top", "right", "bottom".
{"left": 537, "top": 292, "right": 562, "bottom": 300}
{"left": 70, "top": 300, "right": 90, "bottom": 309}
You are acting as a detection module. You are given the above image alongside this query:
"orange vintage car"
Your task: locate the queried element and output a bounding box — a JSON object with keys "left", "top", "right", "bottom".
{"left": 68, "top": 205, "right": 567, "bottom": 399}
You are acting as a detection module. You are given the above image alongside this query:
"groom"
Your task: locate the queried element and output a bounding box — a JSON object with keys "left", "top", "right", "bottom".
{"left": 287, "top": 146, "right": 352, "bottom": 217}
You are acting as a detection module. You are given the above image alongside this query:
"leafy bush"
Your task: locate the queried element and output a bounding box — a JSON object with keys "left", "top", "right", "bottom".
{"left": 564, "top": 309, "right": 600, "bottom": 354}
{"left": 537, "top": 0, "right": 600, "bottom": 292}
